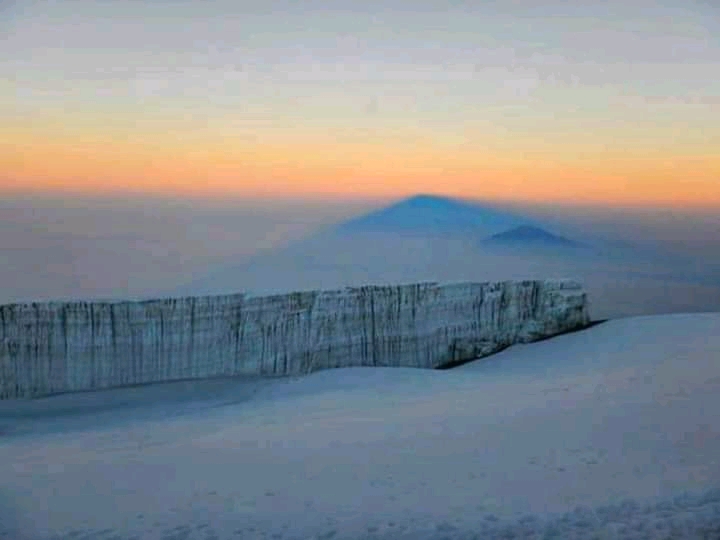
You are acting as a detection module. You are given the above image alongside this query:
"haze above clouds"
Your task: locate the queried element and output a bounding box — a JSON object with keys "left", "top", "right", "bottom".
{"left": 2, "top": 194, "right": 719, "bottom": 321}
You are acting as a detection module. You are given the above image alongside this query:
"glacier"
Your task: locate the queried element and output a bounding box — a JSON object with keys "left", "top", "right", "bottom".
{"left": 0, "top": 279, "right": 589, "bottom": 399}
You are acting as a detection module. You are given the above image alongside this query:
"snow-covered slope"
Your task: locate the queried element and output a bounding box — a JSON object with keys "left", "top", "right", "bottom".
{"left": 0, "top": 279, "right": 589, "bottom": 399}
{"left": 1, "top": 313, "right": 719, "bottom": 540}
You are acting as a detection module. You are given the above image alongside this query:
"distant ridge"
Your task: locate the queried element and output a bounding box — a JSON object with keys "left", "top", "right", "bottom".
{"left": 483, "top": 225, "right": 582, "bottom": 250}
{"left": 334, "top": 194, "right": 530, "bottom": 236}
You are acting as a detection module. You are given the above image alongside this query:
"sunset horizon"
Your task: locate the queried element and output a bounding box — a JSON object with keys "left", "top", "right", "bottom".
{"left": 3, "top": 0, "right": 719, "bottom": 209}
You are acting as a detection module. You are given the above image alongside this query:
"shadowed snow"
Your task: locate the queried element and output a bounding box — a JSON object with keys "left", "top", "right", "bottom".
{"left": 1, "top": 313, "right": 719, "bottom": 539}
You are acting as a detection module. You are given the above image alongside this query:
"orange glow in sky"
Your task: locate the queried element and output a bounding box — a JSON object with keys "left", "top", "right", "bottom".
{"left": 2, "top": 0, "right": 719, "bottom": 208}
{"left": 4, "top": 117, "right": 719, "bottom": 207}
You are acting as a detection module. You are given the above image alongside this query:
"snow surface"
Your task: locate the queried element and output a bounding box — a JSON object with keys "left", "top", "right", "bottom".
{"left": 1, "top": 313, "right": 719, "bottom": 539}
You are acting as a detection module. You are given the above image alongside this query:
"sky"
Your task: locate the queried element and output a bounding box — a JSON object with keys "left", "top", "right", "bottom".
{"left": 2, "top": 0, "right": 719, "bottom": 206}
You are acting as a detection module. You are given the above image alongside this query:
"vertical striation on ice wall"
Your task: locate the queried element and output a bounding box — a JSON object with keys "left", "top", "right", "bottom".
{"left": 0, "top": 280, "right": 589, "bottom": 399}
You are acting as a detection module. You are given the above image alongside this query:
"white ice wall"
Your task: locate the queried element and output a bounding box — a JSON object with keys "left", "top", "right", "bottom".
{"left": 0, "top": 280, "right": 589, "bottom": 399}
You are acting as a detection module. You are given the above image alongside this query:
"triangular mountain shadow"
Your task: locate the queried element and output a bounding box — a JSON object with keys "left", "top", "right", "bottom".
{"left": 174, "top": 195, "right": 589, "bottom": 298}
{"left": 333, "top": 194, "right": 532, "bottom": 236}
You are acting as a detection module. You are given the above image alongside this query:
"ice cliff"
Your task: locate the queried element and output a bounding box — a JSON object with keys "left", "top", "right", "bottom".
{"left": 0, "top": 280, "right": 589, "bottom": 399}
